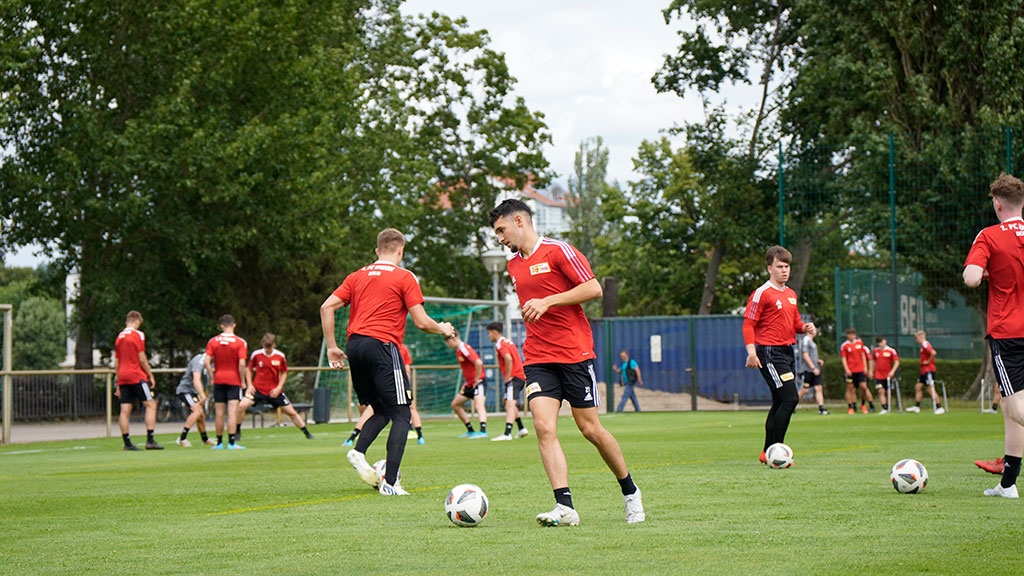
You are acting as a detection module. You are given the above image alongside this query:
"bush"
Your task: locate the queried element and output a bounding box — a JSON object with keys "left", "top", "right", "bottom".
{"left": 820, "top": 356, "right": 981, "bottom": 400}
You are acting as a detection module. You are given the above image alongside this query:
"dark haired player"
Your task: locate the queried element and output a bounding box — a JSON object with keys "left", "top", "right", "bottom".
{"left": 964, "top": 173, "right": 1024, "bottom": 498}
{"left": 445, "top": 329, "right": 488, "bottom": 439}
{"left": 870, "top": 336, "right": 900, "bottom": 415}
{"left": 204, "top": 314, "right": 248, "bottom": 450}
{"left": 114, "top": 310, "right": 163, "bottom": 450}
{"left": 486, "top": 321, "right": 529, "bottom": 441}
{"left": 320, "top": 228, "right": 453, "bottom": 496}
{"left": 174, "top": 352, "right": 215, "bottom": 447}
{"left": 743, "top": 246, "right": 817, "bottom": 465}
{"left": 237, "top": 333, "right": 314, "bottom": 441}
{"left": 489, "top": 199, "right": 644, "bottom": 525}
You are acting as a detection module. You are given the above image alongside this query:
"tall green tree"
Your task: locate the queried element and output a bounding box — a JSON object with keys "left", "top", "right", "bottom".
{"left": 13, "top": 296, "right": 65, "bottom": 370}
{"left": 566, "top": 136, "right": 612, "bottom": 264}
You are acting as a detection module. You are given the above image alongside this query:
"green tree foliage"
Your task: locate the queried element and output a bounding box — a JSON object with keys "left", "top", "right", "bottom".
{"left": 566, "top": 136, "right": 612, "bottom": 265}
{"left": 13, "top": 296, "right": 65, "bottom": 370}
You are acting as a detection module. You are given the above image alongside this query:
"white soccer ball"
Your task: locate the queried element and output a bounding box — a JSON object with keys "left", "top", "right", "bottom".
{"left": 445, "top": 484, "right": 489, "bottom": 527}
{"left": 372, "top": 459, "right": 400, "bottom": 488}
{"left": 891, "top": 459, "right": 928, "bottom": 494}
{"left": 766, "top": 443, "right": 794, "bottom": 469}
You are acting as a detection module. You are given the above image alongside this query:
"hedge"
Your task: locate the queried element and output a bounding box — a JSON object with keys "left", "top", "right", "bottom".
{"left": 818, "top": 357, "right": 981, "bottom": 400}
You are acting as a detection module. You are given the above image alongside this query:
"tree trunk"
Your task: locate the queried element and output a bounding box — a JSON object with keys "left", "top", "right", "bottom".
{"left": 788, "top": 235, "right": 813, "bottom": 297}
{"left": 698, "top": 242, "right": 725, "bottom": 315}
{"left": 74, "top": 292, "right": 94, "bottom": 370}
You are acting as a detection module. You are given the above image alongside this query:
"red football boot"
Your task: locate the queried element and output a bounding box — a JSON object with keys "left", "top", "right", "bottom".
{"left": 975, "top": 458, "right": 1005, "bottom": 475}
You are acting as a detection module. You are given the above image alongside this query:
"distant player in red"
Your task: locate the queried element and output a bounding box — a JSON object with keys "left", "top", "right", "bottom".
{"left": 114, "top": 310, "right": 162, "bottom": 451}
{"left": 236, "top": 333, "right": 313, "bottom": 441}
{"left": 204, "top": 314, "right": 248, "bottom": 449}
{"left": 906, "top": 330, "right": 945, "bottom": 414}
{"left": 489, "top": 199, "right": 644, "bottom": 526}
{"left": 446, "top": 329, "right": 487, "bottom": 438}
{"left": 743, "top": 246, "right": 817, "bottom": 464}
{"left": 870, "top": 336, "right": 900, "bottom": 414}
{"left": 487, "top": 321, "right": 529, "bottom": 441}
{"left": 320, "top": 228, "right": 453, "bottom": 495}
{"left": 840, "top": 328, "right": 874, "bottom": 414}
{"left": 964, "top": 173, "right": 1024, "bottom": 498}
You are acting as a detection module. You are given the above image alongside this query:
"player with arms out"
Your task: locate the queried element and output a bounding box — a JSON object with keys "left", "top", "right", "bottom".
{"left": 204, "top": 314, "right": 248, "bottom": 449}
{"left": 870, "top": 336, "right": 900, "bottom": 415}
{"left": 489, "top": 199, "right": 644, "bottom": 526}
{"left": 320, "top": 228, "right": 453, "bottom": 496}
{"left": 446, "top": 329, "right": 488, "bottom": 438}
{"left": 964, "top": 173, "right": 1024, "bottom": 498}
{"left": 907, "top": 330, "right": 945, "bottom": 414}
{"left": 743, "top": 246, "right": 817, "bottom": 465}
{"left": 237, "top": 333, "right": 314, "bottom": 442}
{"left": 114, "top": 310, "right": 163, "bottom": 451}
{"left": 174, "top": 352, "right": 215, "bottom": 447}
{"left": 840, "top": 328, "right": 874, "bottom": 414}
{"left": 486, "top": 321, "right": 529, "bottom": 441}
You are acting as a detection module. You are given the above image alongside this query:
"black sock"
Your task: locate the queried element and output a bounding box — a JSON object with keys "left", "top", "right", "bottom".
{"left": 180, "top": 427, "right": 189, "bottom": 441}
{"left": 465, "top": 422, "right": 474, "bottom": 433}
{"left": 200, "top": 431, "right": 209, "bottom": 442}
{"left": 229, "top": 433, "right": 237, "bottom": 444}
{"left": 415, "top": 426, "right": 423, "bottom": 439}
{"left": 505, "top": 423, "right": 513, "bottom": 436}
{"left": 348, "top": 427, "right": 361, "bottom": 442}
{"left": 146, "top": 430, "right": 154, "bottom": 443}
{"left": 993, "top": 403, "right": 999, "bottom": 412}
{"left": 300, "top": 426, "right": 312, "bottom": 438}
{"left": 480, "top": 422, "right": 487, "bottom": 433}
{"left": 516, "top": 417, "right": 524, "bottom": 430}
{"left": 848, "top": 403, "right": 856, "bottom": 410}
{"left": 617, "top": 473, "right": 638, "bottom": 496}
{"left": 915, "top": 401, "right": 921, "bottom": 407}
{"left": 818, "top": 405, "right": 826, "bottom": 412}
{"left": 860, "top": 400, "right": 865, "bottom": 407}
{"left": 554, "top": 487, "right": 573, "bottom": 508}
{"left": 869, "top": 402, "right": 875, "bottom": 409}
{"left": 882, "top": 404, "right": 888, "bottom": 410}
{"left": 216, "top": 435, "right": 223, "bottom": 445}
{"left": 1001, "top": 455, "right": 1022, "bottom": 489}
{"left": 122, "top": 433, "right": 132, "bottom": 447}
{"left": 234, "top": 426, "right": 241, "bottom": 441}
{"left": 936, "top": 403, "right": 943, "bottom": 409}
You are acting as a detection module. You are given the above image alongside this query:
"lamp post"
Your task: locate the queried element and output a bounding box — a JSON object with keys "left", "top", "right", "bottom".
{"left": 481, "top": 248, "right": 506, "bottom": 303}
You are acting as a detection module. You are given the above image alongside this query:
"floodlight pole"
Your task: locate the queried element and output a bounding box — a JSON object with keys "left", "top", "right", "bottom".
{"left": 2, "top": 304, "right": 13, "bottom": 444}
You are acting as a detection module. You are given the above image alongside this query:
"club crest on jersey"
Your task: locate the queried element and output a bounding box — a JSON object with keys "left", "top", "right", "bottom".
{"left": 271, "top": 360, "right": 281, "bottom": 366}
{"left": 529, "top": 262, "right": 551, "bottom": 275}
{"left": 788, "top": 297, "right": 797, "bottom": 305}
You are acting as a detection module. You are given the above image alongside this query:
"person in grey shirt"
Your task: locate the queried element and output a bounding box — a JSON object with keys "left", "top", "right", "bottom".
{"left": 797, "top": 333, "right": 828, "bottom": 415}
{"left": 174, "top": 353, "right": 215, "bottom": 447}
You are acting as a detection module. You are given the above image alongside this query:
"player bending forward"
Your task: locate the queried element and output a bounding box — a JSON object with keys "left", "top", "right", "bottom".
{"left": 486, "top": 321, "right": 530, "bottom": 441}
{"left": 743, "top": 246, "right": 817, "bottom": 465}
{"left": 236, "top": 333, "right": 314, "bottom": 442}
{"left": 174, "top": 352, "right": 216, "bottom": 447}
{"left": 489, "top": 199, "right": 644, "bottom": 525}
{"left": 964, "top": 173, "right": 1024, "bottom": 498}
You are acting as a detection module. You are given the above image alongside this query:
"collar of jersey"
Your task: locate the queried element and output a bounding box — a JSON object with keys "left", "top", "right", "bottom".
{"left": 518, "top": 236, "right": 545, "bottom": 259}
{"left": 1005, "top": 216, "right": 1024, "bottom": 223}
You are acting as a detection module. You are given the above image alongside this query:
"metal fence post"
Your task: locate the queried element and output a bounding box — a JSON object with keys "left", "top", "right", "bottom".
{"left": 2, "top": 305, "right": 12, "bottom": 444}
{"left": 105, "top": 372, "right": 112, "bottom": 438}
{"left": 688, "top": 316, "right": 698, "bottom": 411}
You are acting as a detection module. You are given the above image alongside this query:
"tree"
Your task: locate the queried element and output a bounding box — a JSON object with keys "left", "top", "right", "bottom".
{"left": 566, "top": 136, "right": 612, "bottom": 264}
{"left": 13, "top": 296, "right": 65, "bottom": 370}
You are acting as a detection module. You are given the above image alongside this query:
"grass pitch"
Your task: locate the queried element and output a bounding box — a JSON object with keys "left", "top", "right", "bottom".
{"left": 1, "top": 408, "right": 1018, "bottom": 575}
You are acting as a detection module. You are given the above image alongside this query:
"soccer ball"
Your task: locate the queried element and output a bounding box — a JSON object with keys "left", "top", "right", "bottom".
{"left": 765, "top": 443, "right": 794, "bottom": 469}
{"left": 891, "top": 459, "right": 928, "bottom": 494}
{"left": 445, "top": 484, "right": 489, "bottom": 527}
{"left": 371, "top": 459, "right": 400, "bottom": 488}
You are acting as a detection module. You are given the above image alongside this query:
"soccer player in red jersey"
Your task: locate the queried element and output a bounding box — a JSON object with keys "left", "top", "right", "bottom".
{"left": 320, "top": 228, "right": 453, "bottom": 496}
{"left": 236, "top": 333, "right": 313, "bottom": 441}
{"left": 840, "top": 328, "right": 874, "bottom": 414}
{"left": 113, "top": 310, "right": 163, "bottom": 450}
{"left": 489, "top": 199, "right": 644, "bottom": 526}
{"left": 446, "top": 329, "right": 488, "bottom": 438}
{"left": 870, "top": 336, "right": 900, "bottom": 414}
{"left": 486, "top": 321, "right": 529, "bottom": 441}
{"left": 906, "top": 330, "right": 945, "bottom": 414}
{"left": 964, "top": 173, "right": 1024, "bottom": 498}
{"left": 743, "top": 246, "right": 817, "bottom": 464}
{"left": 204, "top": 314, "right": 248, "bottom": 449}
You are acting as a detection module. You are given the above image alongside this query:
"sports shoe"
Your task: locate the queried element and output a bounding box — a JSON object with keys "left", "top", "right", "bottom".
{"left": 145, "top": 441, "right": 164, "bottom": 450}
{"left": 759, "top": 450, "right": 767, "bottom": 465}
{"left": 975, "top": 458, "right": 1005, "bottom": 475}
{"left": 304, "top": 433, "right": 316, "bottom": 440}
{"left": 906, "top": 406, "right": 921, "bottom": 413}
{"left": 818, "top": 410, "right": 830, "bottom": 415}
{"left": 417, "top": 437, "right": 426, "bottom": 445}
{"left": 536, "top": 504, "right": 580, "bottom": 527}
{"left": 204, "top": 438, "right": 217, "bottom": 446}
{"left": 879, "top": 409, "right": 889, "bottom": 415}
{"left": 982, "top": 408, "right": 998, "bottom": 414}
{"left": 407, "top": 430, "right": 418, "bottom": 440}
{"left": 123, "top": 444, "right": 142, "bottom": 451}
{"left": 470, "top": 431, "right": 489, "bottom": 439}
{"left": 983, "top": 483, "right": 1019, "bottom": 498}
{"left": 934, "top": 407, "right": 946, "bottom": 415}
{"left": 624, "top": 490, "right": 645, "bottom": 523}
{"left": 174, "top": 438, "right": 192, "bottom": 448}
{"left": 458, "top": 431, "right": 474, "bottom": 438}
{"left": 860, "top": 404, "right": 868, "bottom": 414}
{"left": 848, "top": 407, "right": 855, "bottom": 415}
{"left": 342, "top": 438, "right": 354, "bottom": 447}
{"left": 347, "top": 449, "right": 380, "bottom": 487}
{"left": 226, "top": 443, "right": 246, "bottom": 450}
{"left": 491, "top": 434, "right": 513, "bottom": 442}
{"left": 378, "top": 479, "right": 410, "bottom": 496}
{"left": 210, "top": 443, "right": 224, "bottom": 450}
{"left": 516, "top": 428, "right": 530, "bottom": 439}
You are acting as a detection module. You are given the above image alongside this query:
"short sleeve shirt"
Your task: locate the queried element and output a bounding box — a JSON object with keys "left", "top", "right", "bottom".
{"left": 248, "top": 349, "right": 288, "bottom": 394}
{"left": 919, "top": 340, "right": 936, "bottom": 374}
{"left": 176, "top": 353, "right": 209, "bottom": 395}
{"left": 964, "top": 216, "right": 1024, "bottom": 338}
{"left": 332, "top": 261, "right": 424, "bottom": 346}
{"left": 797, "top": 334, "right": 818, "bottom": 374}
{"left": 743, "top": 282, "right": 804, "bottom": 346}
{"left": 495, "top": 337, "right": 526, "bottom": 381}
{"left": 456, "top": 343, "right": 482, "bottom": 386}
{"left": 872, "top": 346, "right": 899, "bottom": 379}
{"left": 619, "top": 359, "right": 639, "bottom": 384}
{"left": 840, "top": 339, "right": 869, "bottom": 373}
{"left": 115, "top": 328, "right": 147, "bottom": 386}
{"left": 205, "top": 333, "right": 248, "bottom": 386}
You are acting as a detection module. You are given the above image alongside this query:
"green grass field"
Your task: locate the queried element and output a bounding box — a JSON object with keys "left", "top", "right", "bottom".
{"left": 1, "top": 408, "right": 1019, "bottom": 575}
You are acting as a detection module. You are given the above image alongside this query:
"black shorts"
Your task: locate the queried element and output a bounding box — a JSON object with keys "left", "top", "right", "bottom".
{"left": 918, "top": 371, "right": 936, "bottom": 387}
{"left": 178, "top": 392, "right": 201, "bottom": 408}
{"left": 502, "top": 377, "right": 526, "bottom": 402}
{"left": 458, "top": 382, "right": 485, "bottom": 399}
{"left": 874, "top": 378, "right": 890, "bottom": 390}
{"left": 755, "top": 345, "right": 797, "bottom": 390}
{"left": 848, "top": 372, "right": 867, "bottom": 385}
{"left": 213, "top": 384, "right": 242, "bottom": 403}
{"left": 800, "top": 371, "right": 821, "bottom": 388}
{"left": 989, "top": 337, "right": 1024, "bottom": 397}
{"left": 524, "top": 360, "right": 599, "bottom": 409}
{"left": 245, "top": 389, "right": 292, "bottom": 408}
{"left": 346, "top": 334, "right": 412, "bottom": 407}
{"left": 118, "top": 382, "right": 153, "bottom": 405}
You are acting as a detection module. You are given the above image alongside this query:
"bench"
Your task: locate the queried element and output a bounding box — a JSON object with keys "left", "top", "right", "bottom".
{"left": 246, "top": 403, "right": 313, "bottom": 428}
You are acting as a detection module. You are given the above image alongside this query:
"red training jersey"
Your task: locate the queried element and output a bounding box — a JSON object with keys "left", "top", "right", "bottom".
{"left": 507, "top": 238, "right": 597, "bottom": 365}
{"left": 964, "top": 216, "right": 1024, "bottom": 339}
{"left": 332, "top": 261, "right": 424, "bottom": 346}
{"left": 205, "top": 333, "right": 247, "bottom": 386}
{"left": 919, "top": 340, "right": 936, "bottom": 374}
{"left": 456, "top": 343, "right": 482, "bottom": 386}
{"left": 115, "top": 328, "right": 148, "bottom": 386}
{"left": 248, "top": 349, "right": 288, "bottom": 394}
{"left": 742, "top": 281, "right": 805, "bottom": 346}
{"left": 495, "top": 336, "right": 526, "bottom": 381}
{"left": 871, "top": 346, "right": 899, "bottom": 380}
{"left": 840, "top": 339, "right": 869, "bottom": 373}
